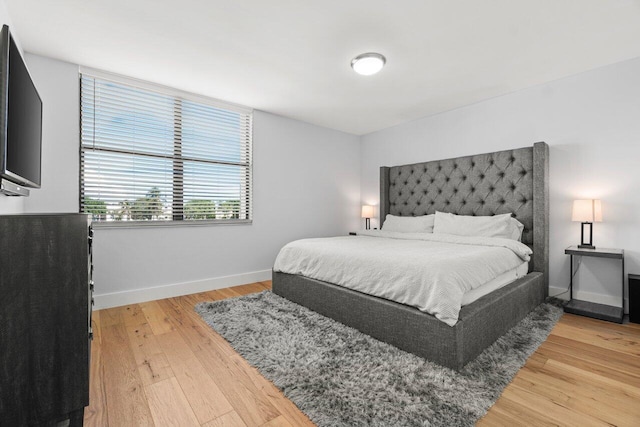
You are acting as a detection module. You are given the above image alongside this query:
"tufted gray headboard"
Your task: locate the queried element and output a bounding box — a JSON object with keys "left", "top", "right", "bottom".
{"left": 380, "top": 142, "right": 549, "bottom": 285}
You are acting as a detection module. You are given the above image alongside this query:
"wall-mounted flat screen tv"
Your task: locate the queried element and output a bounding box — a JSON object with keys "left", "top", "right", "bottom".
{"left": 0, "top": 24, "right": 42, "bottom": 194}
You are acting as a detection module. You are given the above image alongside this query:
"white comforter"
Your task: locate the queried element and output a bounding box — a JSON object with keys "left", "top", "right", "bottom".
{"left": 273, "top": 231, "right": 532, "bottom": 326}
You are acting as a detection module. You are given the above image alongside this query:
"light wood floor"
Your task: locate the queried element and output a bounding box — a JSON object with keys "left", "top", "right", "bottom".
{"left": 85, "top": 281, "right": 640, "bottom": 426}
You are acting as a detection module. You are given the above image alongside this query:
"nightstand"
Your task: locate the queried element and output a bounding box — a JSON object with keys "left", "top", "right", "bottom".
{"left": 564, "top": 246, "right": 624, "bottom": 323}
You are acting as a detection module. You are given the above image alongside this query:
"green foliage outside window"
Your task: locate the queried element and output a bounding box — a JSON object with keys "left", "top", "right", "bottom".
{"left": 83, "top": 197, "right": 107, "bottom": 220}
{"left": 90, "top": 189, "right": 241, "bottom": 221}
{"left": 185, "top": 199, "right": 217, "bottom": 220}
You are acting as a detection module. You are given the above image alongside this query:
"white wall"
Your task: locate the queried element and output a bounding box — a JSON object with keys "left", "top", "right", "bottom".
{"left": 23, "top": 54, "right": 79, "bottom": 213}
{"left": 0, "top": 0, "right": 23, "bottom": 214}
{"left": 361, "top": 57, "right": 640, "bottom": 311}
{"left": 23, "top": 53, "right": 361, "bottom": 308}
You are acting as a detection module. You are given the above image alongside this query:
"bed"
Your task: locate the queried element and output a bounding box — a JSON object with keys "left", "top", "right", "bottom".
{"left": 272, "top": 142, "right": 549, "bottom": 370}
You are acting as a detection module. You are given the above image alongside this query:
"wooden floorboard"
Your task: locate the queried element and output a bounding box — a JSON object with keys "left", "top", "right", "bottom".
{"left": 86, "top": 282, "right": 640, "bottom": 426}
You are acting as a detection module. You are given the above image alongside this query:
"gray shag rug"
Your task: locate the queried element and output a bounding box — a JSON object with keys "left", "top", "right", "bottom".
{"left": 195, "top": 291, "right": 563, "bottom": 427}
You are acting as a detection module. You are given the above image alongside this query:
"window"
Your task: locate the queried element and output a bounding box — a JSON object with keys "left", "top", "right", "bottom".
{"left": 80, "top": 70, "right": 252, "bottom": 224}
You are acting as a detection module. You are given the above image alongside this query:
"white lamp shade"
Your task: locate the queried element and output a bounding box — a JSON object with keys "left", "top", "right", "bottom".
{"left": 361, "top": 205, "right": 374, "bottom": 218}
{"left": 571, "top": 199, "right": 602, "bottom": 222}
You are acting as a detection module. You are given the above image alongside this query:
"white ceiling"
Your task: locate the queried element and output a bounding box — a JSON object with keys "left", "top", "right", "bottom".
{"left": 6, "top": 0, "right": 640, "bottom": 135}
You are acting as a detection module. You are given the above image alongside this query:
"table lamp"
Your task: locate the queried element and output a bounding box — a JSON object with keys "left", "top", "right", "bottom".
{"left": 361, "top": 205, "right": 374, "bottom": 230}
{"left": 571, "top": 199, "right": 602, "bottom": 249}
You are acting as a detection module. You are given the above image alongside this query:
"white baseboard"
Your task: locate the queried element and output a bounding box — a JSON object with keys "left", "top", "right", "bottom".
{"left": 548, "top": 285, "right": 628, "bottom": 313}
{"left": 95, "top": 277, "right": 629, "bottom": 313}
{"left": 94, "top": 269, "right": 272, "bottom": 310}
{"left": 548, "top": 285, "right": 571, "bottom": 300}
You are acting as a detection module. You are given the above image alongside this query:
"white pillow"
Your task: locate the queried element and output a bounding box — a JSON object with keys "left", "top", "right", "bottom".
{"left": 382, "top": 214, "right": 435, "bottom": 233}
{"left": 433, "top": 211, "right": 523, "bottom": 240}
{"left": 509, "top": 217, "right": 525, "bottom": 241}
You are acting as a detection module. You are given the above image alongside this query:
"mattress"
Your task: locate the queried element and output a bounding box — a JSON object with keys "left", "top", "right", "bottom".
{"left": 274, "top": 231, "right": 532, "bottom": 326}
{"left": 461, "top": 261, "right": 529, "bottom": 306}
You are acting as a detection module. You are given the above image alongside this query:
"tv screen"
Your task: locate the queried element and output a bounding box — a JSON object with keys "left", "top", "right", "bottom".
{"left": 0, "top": 25, "right": 42, "bottom": 189}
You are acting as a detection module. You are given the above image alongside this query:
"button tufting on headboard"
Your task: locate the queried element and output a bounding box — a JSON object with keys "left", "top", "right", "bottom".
{"left": 384, "top": 146, "right": 535, "bottom": 245}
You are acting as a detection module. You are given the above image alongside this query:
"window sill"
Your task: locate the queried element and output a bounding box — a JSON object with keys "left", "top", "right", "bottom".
{"left": 91, "top": 219, "right": 252, "bottom": 229}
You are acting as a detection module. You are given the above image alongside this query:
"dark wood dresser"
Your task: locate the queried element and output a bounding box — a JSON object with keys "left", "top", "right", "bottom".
{"left": 0, "top": 214, "right": 92, "bottom": 426}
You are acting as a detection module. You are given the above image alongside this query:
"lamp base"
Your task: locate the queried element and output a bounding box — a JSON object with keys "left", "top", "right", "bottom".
{"left": 579, "top": 222, "right": 595, "bottom": 250}
{"left": 578, "top": 244, "right": 596, "bottom": 250}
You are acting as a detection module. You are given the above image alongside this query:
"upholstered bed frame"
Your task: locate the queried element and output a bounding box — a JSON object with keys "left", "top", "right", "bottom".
{"left": 273, "top": 142, "right": 549, "bottom": 370}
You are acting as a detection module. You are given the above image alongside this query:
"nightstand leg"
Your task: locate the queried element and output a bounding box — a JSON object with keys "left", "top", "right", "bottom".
{"left": 570, "top": 254, "right": 573, "bottom": 300}
{"left": 622, "top": 257, "right": 625, "bottom": 315}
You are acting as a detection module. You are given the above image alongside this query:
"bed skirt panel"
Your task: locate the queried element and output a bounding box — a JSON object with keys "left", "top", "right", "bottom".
{"left": 272, "top": 271, "right": 545, "bottom": 370}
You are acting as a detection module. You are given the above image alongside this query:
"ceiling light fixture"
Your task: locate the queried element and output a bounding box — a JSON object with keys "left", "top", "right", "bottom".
{"left": 351, "top": 52, "right": 386, "bottom": 76}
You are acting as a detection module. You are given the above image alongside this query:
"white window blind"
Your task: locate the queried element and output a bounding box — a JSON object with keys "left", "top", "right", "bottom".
{"left": 80, "top": 71, "right": 252, "bottom": 224}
